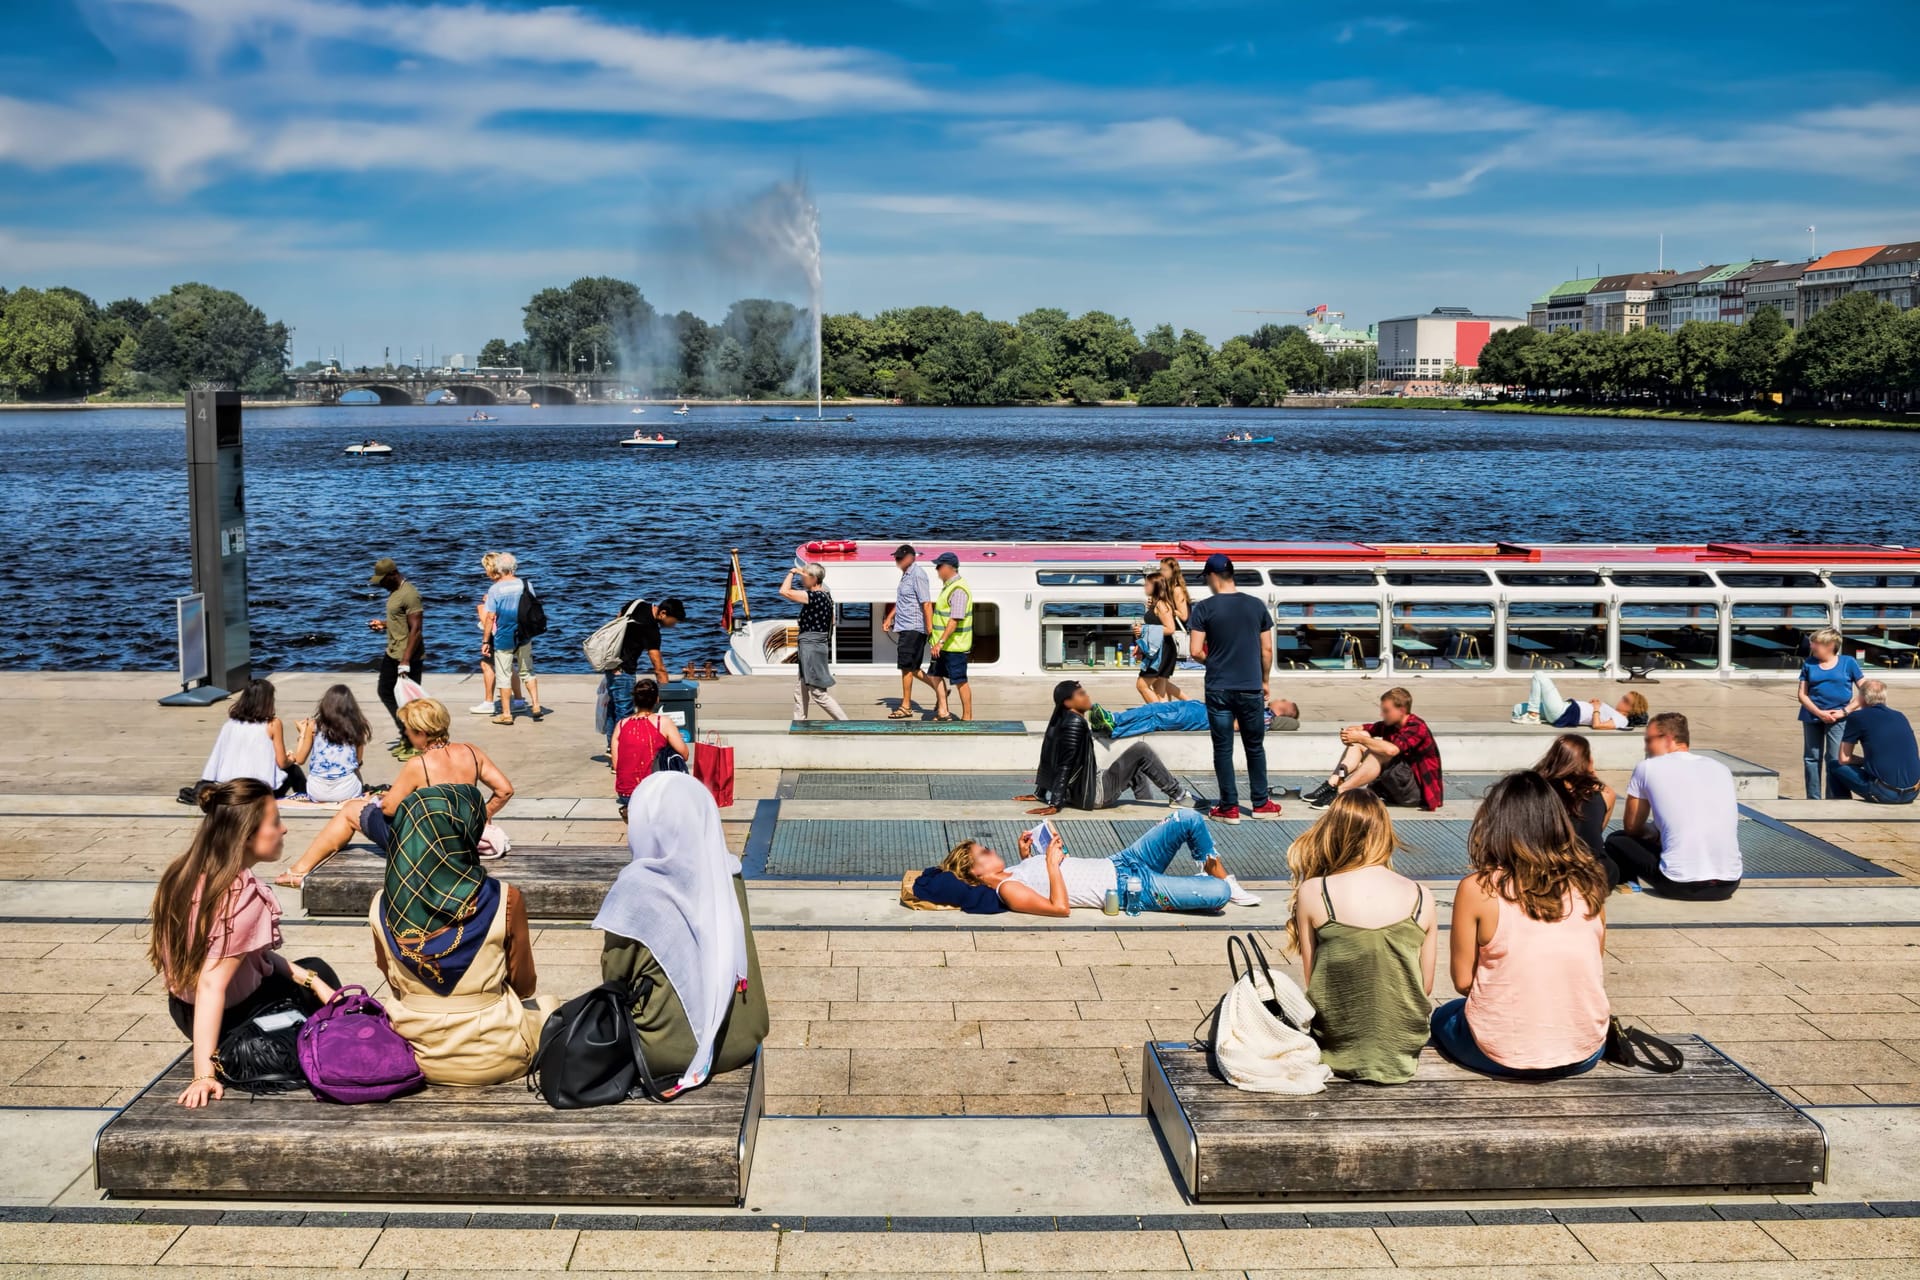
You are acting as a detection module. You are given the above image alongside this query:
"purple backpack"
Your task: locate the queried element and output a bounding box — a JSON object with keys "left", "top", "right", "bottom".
{"left": 296, "top": 985, "right": 425, "bottom": 1104}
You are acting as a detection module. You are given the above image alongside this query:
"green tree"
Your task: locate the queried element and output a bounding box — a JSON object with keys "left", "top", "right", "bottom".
{"left": 1672, "top": 322, "right": 1731, "bottom": 402}
{"left": 1264, "top": 327, "right": 1326, "bottom": 393}
{"left": 0, "top": 287, "right": 92, "bottom": 398}
{"left": 1792, "top": 291, "right": 1901, "bottom": 404}
{"left": 1614, "top": 325, "right": 1676, "bottom": 399}
{"left": 1213, "top": 337, "right": 1282, "bottom": 405}
{"left": 1727, "top": 306, "right": 1793, "bottom": 399}
{"left": 1135, "top": 369, "right": 1184, "bottom": 406}
{"left": 133, "top": 283, "right": 289, "bottom": 394}
{"left": 477, "top": 338, "right": 517, "bottom": 368}
{"left": 522, "top": 277, "right": 653, "bottom": 373}
{"left": 718, "top": 298, "right": 805, "bottom": 397}
{"left": 1056, "top": 311, "right": 1140, "bottom": 389}
{"left": 1066, "top": 374, "right": 1111, "bottom": 405}
{"left": 1474, "top": 325, "right": 1540, "bottom": 389}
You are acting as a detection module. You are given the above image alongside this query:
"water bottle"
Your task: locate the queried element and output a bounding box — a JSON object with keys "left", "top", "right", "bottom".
{"left": 1124, "top": 875, "right": 1144, "bottom": 917}
{"left": 1101, "top": 887, "right": 1121, "bottom": 916}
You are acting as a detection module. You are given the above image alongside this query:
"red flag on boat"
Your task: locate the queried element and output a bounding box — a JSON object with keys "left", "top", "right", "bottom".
{"left": 722, "top": 550, "right": 750, "bottom": 632}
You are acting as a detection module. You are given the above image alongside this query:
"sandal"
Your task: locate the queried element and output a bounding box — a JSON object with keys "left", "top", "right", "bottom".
{"left": 492, "top": 715, "right": 514, "bottom": 726}
{"left": 934, "top": 713, "right": 958, "bottom": 722}
{"left": 887, "top": 708, "right": 915, "bottom": 720}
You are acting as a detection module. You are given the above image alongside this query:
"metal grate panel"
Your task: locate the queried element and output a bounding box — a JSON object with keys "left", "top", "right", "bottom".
{"left": 763, "top": 819, "right": 944, "bottom": 876}
{"left": 941, "top": 819, "right": 1128, "bottom": 859}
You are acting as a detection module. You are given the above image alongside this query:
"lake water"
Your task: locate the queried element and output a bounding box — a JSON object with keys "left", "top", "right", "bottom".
{"left": 6, "top": 402, "right": 1917, "bottom": 673}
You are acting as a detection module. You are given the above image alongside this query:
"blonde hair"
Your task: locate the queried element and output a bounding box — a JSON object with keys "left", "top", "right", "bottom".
{"left": 1381, "top": 686, "right": 1414, "bottom": 711}
{"left": 397, "top": 697, "right": 452, "bottom": 746}
{"left": 1283, "top": 791, "right": 1401, "bottom": 955}
{"left": 1810, "top": 627, "right": 1844, "bottom": 652}
{"left": 1621, "top": 690, "right": 1649, "bottom": 720}
{"left": 940, "top": 840, "right": 985, "bottom": 884}
{"left": 480, "top": 552, "right": 500, "bottom": 576}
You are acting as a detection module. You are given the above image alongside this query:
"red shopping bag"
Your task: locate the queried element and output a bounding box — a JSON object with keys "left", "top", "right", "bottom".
{"left": 692, "top": 740, "right": 735, "bottom": 809}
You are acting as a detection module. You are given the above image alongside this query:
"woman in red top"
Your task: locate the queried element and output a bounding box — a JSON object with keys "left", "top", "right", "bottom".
{"left": 613, "top": 678, "right": 690, "bottom": 817}
{"left": 148, "top": 780, "right": 341, "bottom": 1108}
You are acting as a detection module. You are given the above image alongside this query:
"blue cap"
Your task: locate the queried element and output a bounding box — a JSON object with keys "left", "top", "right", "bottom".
{"left": 1203, "top": 552, "right": 1233, "bottom": 576}
{"left": 934, "top": 551, "right": 960, "bottom": 569}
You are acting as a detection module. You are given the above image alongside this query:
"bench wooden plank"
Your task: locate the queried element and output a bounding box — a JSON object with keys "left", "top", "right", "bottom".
{"left": 95, "top": 1050, "right": 764, "bottom": 1205}
{"left": 303, "top": 846, "right": 628, "bottom": 919}
{"left": 1143, "top": 1040, "right": 1825, "bottom": 1202}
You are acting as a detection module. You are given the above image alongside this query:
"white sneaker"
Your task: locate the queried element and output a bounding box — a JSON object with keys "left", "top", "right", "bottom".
{"left": 1225, "top": 875, "right": 1262, "bottom": 907}
{"left": 469, "top": 701, "right": 498, "bottom": 715}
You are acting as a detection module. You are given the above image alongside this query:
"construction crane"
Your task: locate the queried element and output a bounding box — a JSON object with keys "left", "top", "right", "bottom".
{"left": 1235, "top": 305, "right": 1345, "bottom": 321}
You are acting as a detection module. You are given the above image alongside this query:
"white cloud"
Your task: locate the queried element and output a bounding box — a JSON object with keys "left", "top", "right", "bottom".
{"left": 977, "top": 117, "right": 1307, "bottom": 173}
{"left": 839, "top": 193, "right": 1165, "bottom": 236}
{"left": 1308, "top": 94, "right": 1544, "bottom": 135}
{"left": 255, "top": 121, "right": 674, "bottom": 179}
{"left": 0, "top": 94, "right": 246, "bottom": 191}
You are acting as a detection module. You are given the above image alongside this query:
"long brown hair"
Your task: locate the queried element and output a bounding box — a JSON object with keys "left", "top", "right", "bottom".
{"left": 1467, "top": 772, "right": 1608, "bottom": 922}
{"left": 1283, "top": 790, "right": 1401, "bottom": 955}
{"left": 1534, "top": 733, "right": 1602, "bottom": 813}
{"left": 147, "top": 779, "right": 276, "bottom": 992}
{"left": 313, "top": 683, "right": 372, "bottom": 750}
{"left": 1158, "top": 557, "right": 1191, "bottom": 613}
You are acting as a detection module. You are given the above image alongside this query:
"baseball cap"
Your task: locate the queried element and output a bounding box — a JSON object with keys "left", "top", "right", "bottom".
{"left": 1203, "top": 552, "right": 1234, "bottom": 577}
{"left": 368, "top": 557, "right": 398, "bottom": 584}
{"left": 934, "top": 551, "right": 960, "bottom": 569}
{"left": 893, "top": 543, "right": 917, "bottom": 560}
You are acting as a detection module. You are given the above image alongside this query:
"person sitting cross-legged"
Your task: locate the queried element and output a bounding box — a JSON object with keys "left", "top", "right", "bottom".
{"left": 1303, "top": 687, "right": 1444, "bottom": 811}
{"left": 1830, "top": 679, "right": 1920, "bottom": 805}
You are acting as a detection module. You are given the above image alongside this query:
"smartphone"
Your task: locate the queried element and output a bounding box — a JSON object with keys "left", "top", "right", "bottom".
{"left": 252, "top": 1009, "right": 306, "bottom": 1033}
{"left": 1027, "top": 821, "right": 1056, "bottom": 857}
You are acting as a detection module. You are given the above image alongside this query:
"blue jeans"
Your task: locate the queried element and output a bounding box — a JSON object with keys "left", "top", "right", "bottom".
{"left": 1204, "top": 688, "right": 1268, "bottom": 810}
{"left": 606, "top": 671, "right": 635, "bottom": 749}
{"left": 1802, "top": 718, "right": 1846, "bottom": 799}
{"left": 1109, "top": 809, "right": 1231, "bottom": 913}
{"left": 1428, "top": 998, "right": 1603, "bottom": 1081}
{"left": 1828, "top": 760, "right": 1918, "bottom": 805}
{"left": 1111, "top": 700, "right": 1209, "bottom": 738}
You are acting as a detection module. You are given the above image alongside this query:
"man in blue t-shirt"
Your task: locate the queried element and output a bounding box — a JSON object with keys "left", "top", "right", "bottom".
{"left": 481, "top": 553, "right": 541, "bottom": 725}
{"left": 1187, "top": 553, "right": 1278, "bottom": 823}
{"left": 1832, "top": 680, "right": 1920, "bottom": 805}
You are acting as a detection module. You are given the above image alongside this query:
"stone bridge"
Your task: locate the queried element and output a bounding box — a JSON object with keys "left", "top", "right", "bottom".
{"left": 289, "top": 371, "right": 641, "bottom": 406}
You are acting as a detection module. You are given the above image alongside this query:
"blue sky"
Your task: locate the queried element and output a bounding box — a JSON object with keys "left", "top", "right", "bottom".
{"left": 6, "top": 0, "right": 1920, "bottom": 364}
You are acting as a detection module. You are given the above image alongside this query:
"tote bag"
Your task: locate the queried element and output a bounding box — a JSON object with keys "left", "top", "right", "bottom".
{"left": 691, "top": 739, "right": 735, "bottom": 809}
{"left": 1203, "top": 935, "right": 1331, "bottom": 1095}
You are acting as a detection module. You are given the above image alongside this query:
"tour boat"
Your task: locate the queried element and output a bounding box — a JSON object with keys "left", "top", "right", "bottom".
{"left": 673, "top": 403, "right": 691, "bottom": 416}
{"left": 725, "top": 538, "right": 1920, "bottom": 682}
{"left": 620, "top": 433, "right": 678, "bottom": 448}
{"left": 343, "top": 441, "right": 393, "bottom": 456}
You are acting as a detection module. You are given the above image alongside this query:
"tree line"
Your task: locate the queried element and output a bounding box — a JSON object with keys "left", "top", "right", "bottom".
{"left": 1476, "top": 294, "right": 1920, "bottom": 408}
{"left": 0, "top": 283, "right": 291, "bottom": 401}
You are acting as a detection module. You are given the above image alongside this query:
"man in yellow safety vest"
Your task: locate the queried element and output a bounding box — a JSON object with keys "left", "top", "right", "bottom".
{"left": 929, "top": 551, "right": 975, "bottom": 722}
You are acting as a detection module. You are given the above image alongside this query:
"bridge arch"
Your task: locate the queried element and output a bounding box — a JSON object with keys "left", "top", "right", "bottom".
{"left": 338, "top": 384, "right": 416, "bottom": 406}
{"left": 520, "top": 383, "right": 577, "bottom": 405}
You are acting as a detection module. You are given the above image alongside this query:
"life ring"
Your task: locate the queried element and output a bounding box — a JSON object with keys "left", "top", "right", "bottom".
{"left": 805, "top": 539, "right": 859, "bottom": 555}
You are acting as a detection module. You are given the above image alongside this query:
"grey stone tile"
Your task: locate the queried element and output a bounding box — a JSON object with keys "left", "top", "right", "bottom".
{"left": 0, "top": 1207, "right": 51, "bottom": 1223}
{"left": 1471, "top": 1207, "right": 1557, "bottom": 1224}
{"left": 890, "top": 1216, "right": 979, "bottom": 1233}
{"left": 217, "top": 1209, "right": 307, "bottom": 1226}
{"left": 974, "top": 1215, "right": 1055, "bottom": 1232}
{"left": 1632, "top": 1205, "right": 1724, "bottom": 1222}
{"left": 1875, "top": 1201, "right": 1920, "bottom": 1217}
{"left": 803, "top": 1215, "right": 890, "bottom": 1232}
{"left": 1305, "top": 1210, "right": 1390, "bottom": 1228}
{"left": 135, "top": 1208, "right": 223, "bottom": 1225}
{"left": 384, "top": 1211, "right": 471, "bottom": 1229}
{"left": 1792, "top": 1200, "right": 1880, "bottom": 1218}
{"left": 1140, "top": 1214, "right": 1223, "bottom": 1230}
{"left": 639, "top": 1214, "right": 779, "bottom": 1231}
{"left": 1221, "top": 1212, "right": 1308, "bottom": 1229}
{"left": 1389, "top": 1210, "right": 1475, "bottom": 1227}
{"left": 302, "top": 1211, "right": 388, "bottom": 1228}
{"left": 467, "top": 1212, "right": 556, "bottom": 1229}
{"left": 553, "top": 1213, "right": 638, "bottom": 1231}
{"left": 1551, "top": 1206, "right": 1640, "bottom": 1223}
{"left": 1713, "top": 1203, "right": 1800, "bottom": 1221}
{"left": 1057, "top": 1214, "right": 1139, "bottom": 1231}
{"left": 49, "top": 1207, "right": 141, "bottom": 1224}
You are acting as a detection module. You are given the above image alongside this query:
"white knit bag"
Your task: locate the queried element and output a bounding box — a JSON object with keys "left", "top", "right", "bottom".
{"left": 1209, "top": 935, "right": 1333, "bottom": 1096}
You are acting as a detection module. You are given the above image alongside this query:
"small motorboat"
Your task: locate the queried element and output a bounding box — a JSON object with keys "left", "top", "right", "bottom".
{"left": 344, "top": 440, "right": 393, "bottom": 456}
{"left": 630, "top": 407, "right": 647, "bottom": 415}
{"left": 466, "top": 412, "right": 495, "bottom": 422}
{"left": 620, "top": 432, "right": 678, "bottom": 449}
{"left": 763, "top": 413, "right": 857, "bottom": 422}
{"left": 672, "top": 403, "right": 691, "bottom": 416}
{"left": 1225, "top": 435, "right": 1275, "bottom": 444}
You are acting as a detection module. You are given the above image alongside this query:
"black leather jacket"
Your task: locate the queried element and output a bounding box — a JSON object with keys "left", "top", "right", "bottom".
{"left": 1035, "top": 708, "right": 1097, "bottom": 811}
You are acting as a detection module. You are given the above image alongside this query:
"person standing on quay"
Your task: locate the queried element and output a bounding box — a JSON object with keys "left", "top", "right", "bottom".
{"left": 929, "top": 551, "right": 975, "bottom": 722}
{"left": 882, "top": 544, "right": 937, "bottom": 719}
{"left": 606, "top": 598, "right": 686, "bottom": 753}
{"left": 481, "top": 552, "right": 542, "bottom": 727}
{"left": 369, "top": 557, "right": 425, "bottom": 760}
{"left": 780, "top": 562, "right": 848, "bottom": 722}
{"left": 1188, "top": 553, "right": 1280, "bottom": 824}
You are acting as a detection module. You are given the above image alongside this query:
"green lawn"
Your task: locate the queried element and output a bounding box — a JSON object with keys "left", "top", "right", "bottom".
{"left": 1343, "top": 397, "right": 1920, "bottom": 431}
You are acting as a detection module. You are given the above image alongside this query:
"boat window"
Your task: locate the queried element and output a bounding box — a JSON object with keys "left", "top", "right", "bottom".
{"left": 1505, "top": 601, "right": 1608, "bottom": 672}
{"left": 1840, "top": 604, "right": 1920, "bottom": 670}
{"left": 1727, "top": 601, "right": 1823, "bottom": 671}
{"left": 971, "top": 605, "right": 1001, "bottom": 665}
{"left": 1497, "top": 570, "right": 1602, "bottom": 587}
{"left": 1034, "top": 571, "right": 1147, "bottom": 586}
{"left": 1389, "top": 602, "right": 1494, "bottom": 673}
{"left": 1830, "top": 573, "right": 1920, "bottom": 589}
{"left": 1609, "top": 572, "right": 1713, "bottom": 587}
{"left": 1620, "top": 603, "right": 1721, "bottom": 672}
{"left": 1380, "top": 571, "right": 1491, "bottom": 586}
{"left": 832, "top": 603, "right": 873, "bottom": 665}
{"left": 1719, "top": 571, "right": 1825, "bottom": 589}
{"left": 1183, "top": 571, "right": 1263, "bottom": 587}
{"left": 1271, "top": 602, "right": 1380, "bottom": 672}
{"left": 1267, "top": 571, "right": 1378, "bottom": 586}
{"left": 1728, "top": 602, "right": 1831, "bottom": 620}
{"left": 1040, "top": 601, "right": 1145, "bottom": 671}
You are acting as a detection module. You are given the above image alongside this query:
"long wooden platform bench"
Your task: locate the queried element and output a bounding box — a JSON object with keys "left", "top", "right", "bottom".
{"left": 304, "top": 846, "right": 627, "bottom": 919}
{"left": 95, "top": 1049, "right": 764, "bottom": 1205}
{"left": 1142, "top": 1038, "right": 1826, "bottom": 1201}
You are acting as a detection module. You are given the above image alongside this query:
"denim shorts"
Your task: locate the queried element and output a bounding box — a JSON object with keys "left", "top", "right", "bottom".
{"left": 930, "top": 649, "right": 970, "bottom": 685}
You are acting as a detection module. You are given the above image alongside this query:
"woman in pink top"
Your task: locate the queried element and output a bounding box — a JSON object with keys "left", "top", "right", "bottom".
{"left": 148, "top": 780, "right": 341, "bottom": 1108}
{"left": 1432, "top": 771, "right": 1610, "bottom": 1079}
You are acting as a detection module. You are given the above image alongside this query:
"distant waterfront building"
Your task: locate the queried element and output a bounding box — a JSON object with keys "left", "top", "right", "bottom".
{"left": 1376, "top": 308, "right": 1524, "bottom": 379}
{"left": 1742, "top": 261, "right": 1808, "bottom": 326}
{"left": 1648, "top": 267, "right": 1720, "bottom": 334}
{"left": 1796, "top": 245, "right": 1885, "bottom": 324}
{"left": 1856, "top": 242, "right": 1920, "bottom": 311}
{"left": 1584, "top": 273, "right": 1672, "bottom": 333}
{"left": 1528, "top": 278, "right": 1600, "bottom": 332}
{"left": 1709, "top": 260, "right": 1776, "bottom": 323}
{"left": 1302, "top": 320, "right": 1377, "bottom": 354}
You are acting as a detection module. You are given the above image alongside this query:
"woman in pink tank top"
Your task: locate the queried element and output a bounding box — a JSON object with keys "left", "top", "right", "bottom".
{"left": 1432, "top": 771, "right": 1610, "bottom": 1079}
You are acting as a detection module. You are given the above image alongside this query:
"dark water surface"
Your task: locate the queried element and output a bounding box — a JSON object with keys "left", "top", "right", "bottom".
{"left": 6, "top": 403, "right": 1917, "bottom": 672}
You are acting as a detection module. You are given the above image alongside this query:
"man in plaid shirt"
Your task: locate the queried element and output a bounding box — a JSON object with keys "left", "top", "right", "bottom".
{"left": 1303, "top": 687, "right": 1445, "bottom": 811}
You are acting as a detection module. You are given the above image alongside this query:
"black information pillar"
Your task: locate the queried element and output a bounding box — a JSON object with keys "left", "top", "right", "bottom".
{"left": 186, "top": 390, "right": 252, "bottom": 690}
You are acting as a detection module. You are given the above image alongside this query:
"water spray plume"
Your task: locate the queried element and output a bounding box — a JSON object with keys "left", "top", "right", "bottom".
{"left": 697, "top": 176, "right": 823, "bottom": 417}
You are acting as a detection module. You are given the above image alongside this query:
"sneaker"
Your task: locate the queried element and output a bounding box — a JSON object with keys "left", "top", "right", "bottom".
{"left": 390, "top": 743, "right": 421, "bottom": 761}
{"left": 1167, "top": 787, "right": 1190, "bottom": 808}
{"left": 1248, "top": 799, "right": 1284, "bottom": 820}
{"left": 1303, "top": 782, "right": 1338, "bottom": 810}
{"left": 1207, "top": 804, "right": 1242, "bottom": 825}
{"left": 469, "top": 701, "right": 499, "bottom": 715}
{"left": 1088, "top": 704, "right": 1115, "bottom": 735}
{"left": 1510, "top": 705, "right": 1541, "bottom": 725}
{"left": 1225, "top": 875, "right": 1263, "bottom": 907}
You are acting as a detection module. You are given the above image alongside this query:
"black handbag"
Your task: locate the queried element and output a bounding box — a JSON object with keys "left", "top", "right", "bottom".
{"left": 526, "top": 979, "right": 672, "bottom": 1109}
{"left": 520, "top": 580, "right": 549, "bottom": 643}
{"left": 214, "top": 998, "right": 309, "bottom": 1095}
{"left": 1602, "top": 1017, "right": 1684, "bottom": 1073}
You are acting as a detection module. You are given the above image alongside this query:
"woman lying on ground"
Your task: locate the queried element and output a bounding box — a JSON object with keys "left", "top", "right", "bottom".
{"left": 370, "top": 779, "right": 548, "bottom": 1085}
{"left": 936, "top": 808, "right": 1244, "bottom": 918}
{"left": 1285, "top": 791, "right": 1437, "bottom": 1084}
{"left": 286, "top": 684, "right": 376, "bottom": 804}
{"left": 1533, "top": 733, "right": 1614, "bottom": 862}
{"left": 595, "top": 773, "right": 769, "bottom": 1094}
{"left": 1511, "top": 673, "right": 1647, "bottom": 731}
{"left": 199, "top": 679, "right": 303, "bottom": 797}
{"left": 274, "top": 697, "right": 513, "bottom": 887}
{"left": 1431, "top": 771, "right": 1610, "bottom": 1080}
{"left": 149, "top": 779, "right": 340, "bottom": 1108}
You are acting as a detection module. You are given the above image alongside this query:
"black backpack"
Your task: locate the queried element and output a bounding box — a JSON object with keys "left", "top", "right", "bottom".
{"left": 654, "top": 744, "right": 690, "bottom": 775}
{"left": 520, "top": 580, "right": 549, "bottom": 643}
{"left": 526, "top": 979, "right": 670, "bottom": 1109}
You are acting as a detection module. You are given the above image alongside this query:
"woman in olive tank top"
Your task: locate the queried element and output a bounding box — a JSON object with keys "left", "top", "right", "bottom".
{"left": 1286, "top": 792, "right": 1438, "bottom": 1084}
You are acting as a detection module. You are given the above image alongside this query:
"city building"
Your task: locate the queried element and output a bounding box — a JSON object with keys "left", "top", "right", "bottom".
{"left": 1857, "top": 242, "right": 1920, "bottom": 311}
{"left": 1376, "top": 308, "right": 1525, "bottom": 379}
{"left": 1796, "top": 245, "right": 1884, "bottom": 324}
{"left": 1302, "top": 320, "right": 1377, "bottom": 354}
{"left": 1528, "top": 278, "right": 1599, "bottom": 332}
{"left": 1743, "top": 261, "right": 1808, "bottom": 326}
{"left": 1648, "top": 267, "right": 1720, "bottom": 333}
{"left": 1709, "top": 260, "right": 1776, "bottom": 323}
{"left": 1584, "top": 272, "right": 1672, "bottom": 333}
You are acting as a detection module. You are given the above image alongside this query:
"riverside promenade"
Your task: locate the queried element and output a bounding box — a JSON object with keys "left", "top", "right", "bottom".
{"left": 3, "top": 669, "right": 1920, "bottom": 1276}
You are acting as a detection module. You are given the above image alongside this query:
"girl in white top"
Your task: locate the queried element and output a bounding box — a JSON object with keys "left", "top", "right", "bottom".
{"left": 287, "top": 684, "right": 375, "bottom": 804}
{"left": 938, "top": 809, "right": 1236, "bottom": 916}
{"left": 200, "top": 680, "right": 294, "bottom": 796}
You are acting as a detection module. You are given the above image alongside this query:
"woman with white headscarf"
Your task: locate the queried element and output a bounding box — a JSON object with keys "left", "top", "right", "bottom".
{"left": 594, "top": 772, "right": 769, "bottom": 1092}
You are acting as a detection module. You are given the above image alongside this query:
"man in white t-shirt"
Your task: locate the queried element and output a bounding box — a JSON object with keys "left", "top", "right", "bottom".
{"left": 1602, "top": 711, "right": 1741, "bottom": 901}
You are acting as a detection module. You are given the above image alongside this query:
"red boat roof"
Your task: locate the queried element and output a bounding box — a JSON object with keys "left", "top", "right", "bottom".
{"left": 797, "top": 539, "right": 1920, "bottom": 566}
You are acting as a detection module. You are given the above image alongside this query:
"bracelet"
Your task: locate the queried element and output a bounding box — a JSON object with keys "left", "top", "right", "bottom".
{"left": 191, "top": 1074, "right": 218, "bottom": 1086}
{"left": 299, "top": 971, "right": 318, "bottom": 993}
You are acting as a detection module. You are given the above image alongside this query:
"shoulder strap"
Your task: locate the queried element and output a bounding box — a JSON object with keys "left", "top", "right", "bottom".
{"left": 1320, "top": 877, "right": 1335, "bottom": 921}
{"left": 1409, "top": 884, "right": 1425, "bottom": 922}
{"left": 1224, "top": 934, "right": 1253, "bottom": 985}
{"left": 466, "top": 744, "right": 480, "bottom": 776}
{"left": 419, "top": 750, "right": 433, "bottom": 785}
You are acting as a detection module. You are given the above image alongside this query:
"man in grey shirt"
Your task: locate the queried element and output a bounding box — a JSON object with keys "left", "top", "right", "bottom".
{"left": 881, "top": 543, "right": 937, "bottom": 719}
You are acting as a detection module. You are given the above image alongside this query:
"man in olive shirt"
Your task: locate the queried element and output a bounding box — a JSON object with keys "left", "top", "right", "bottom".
{"left": 369, "top": 557, "right": 425, "bottom": 756}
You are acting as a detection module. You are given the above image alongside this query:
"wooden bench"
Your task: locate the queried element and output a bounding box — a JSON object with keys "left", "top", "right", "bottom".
{"left": 1141, "top": 1039, "right": 1826, "bottom": 1201}
{"left": 304, "top": 846, "right": 627, "bottom": 919}
{"left": 95, "top": 1050, "right": 764, "bottom": 1205}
